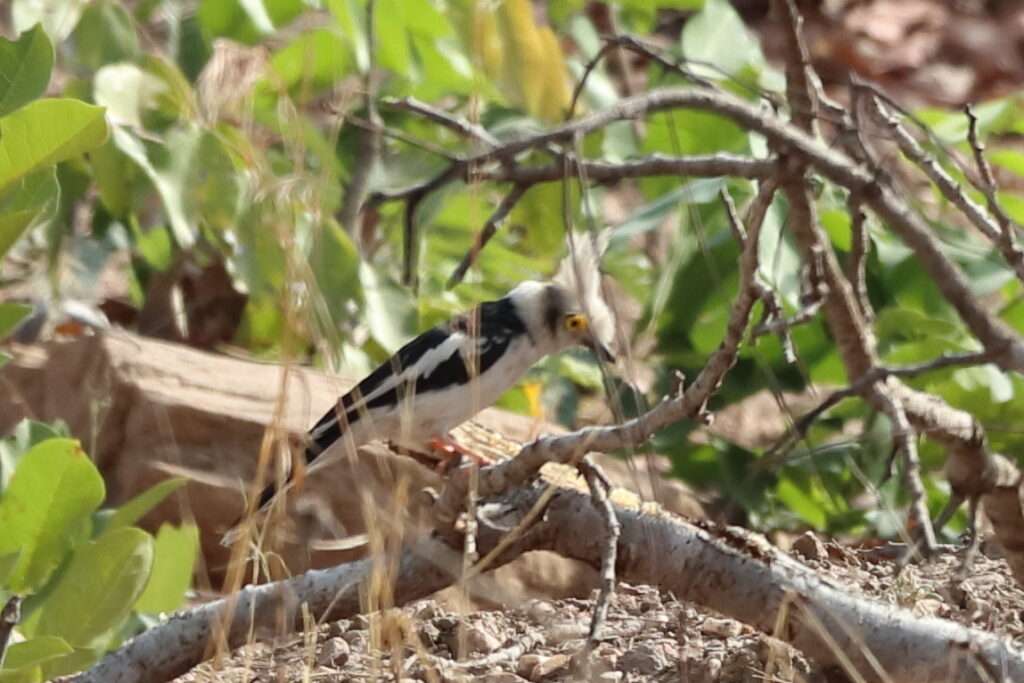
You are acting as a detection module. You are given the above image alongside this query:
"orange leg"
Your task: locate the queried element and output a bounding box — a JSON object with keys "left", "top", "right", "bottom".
{"left": 427, "top": 435, "right": 491, "bottom": 474}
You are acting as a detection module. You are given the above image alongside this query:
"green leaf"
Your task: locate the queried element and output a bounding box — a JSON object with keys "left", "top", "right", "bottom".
{"left": 375, "top": 0, "right": 411, "bottom": 73}
{"left": 614, "top": 178, "right": 726, "bottom": 240}
{"left": 681, "top": 0, "right": 763, "bottom": 78}
{"left": 33, "top": 527, "right": 154, "bottom": 649}
{"left": 0, "top": 25, "right": 53, "bottom": 118}
{"left": 359, "top": 263, "right": 416, "bottom": 353}
{"left": 310, "top": 218, "right": 362, "bottom": 332}
{"left": 70, "top": 1, "right": 140, "bottom": 71}
{"left": 110, "top": 126, "right": 196, "bottom": 247}
{"left": 0, "top": 302, "right": 32, "bottom": 339}
{"left": 12, "top": 0, "right": 88, "bottom": 43}
{"left": 198, "top": 0, "right": 304, "bottom": 45}
{"left": 1, "top": 637, "right": 72, "bottom": 672}
{"left": 93, "top": 63, "right": 168, "bottom": 128}
{"left": 102, "top": 478, "right": 187, "bottom": 533}
{"left": 0, "top": 439, "right": 105, "bottom": 592}
{"left": 777, "top": 477, "right": 827, "bottom": 531}
{"left": 268, "top": 28, "right": 353, "bottom": 94}
{"left": 134, "top": 523, "right": 198, "bottom": 613}
{"left": 0, "top": 98, "right": 109, "bottom": 194}
{"left": 0, "top": 168, "right": 60, "bottom": 258}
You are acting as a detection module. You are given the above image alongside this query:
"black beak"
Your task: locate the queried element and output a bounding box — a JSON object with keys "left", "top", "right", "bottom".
{"left": 586, "top": 337, "right": 616, "bottom": 364}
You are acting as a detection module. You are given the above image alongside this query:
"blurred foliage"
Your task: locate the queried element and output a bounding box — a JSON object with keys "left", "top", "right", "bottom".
{"left": 1, "top": 0, "right": 1024, "bottom": 551}
{"left": 0, "top": 421, "right": 197, "bottom": 681}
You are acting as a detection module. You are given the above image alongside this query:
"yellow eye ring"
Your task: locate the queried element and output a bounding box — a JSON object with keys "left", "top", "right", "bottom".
{"left": 564, "top": 314, "right": 588, "bottom": 332}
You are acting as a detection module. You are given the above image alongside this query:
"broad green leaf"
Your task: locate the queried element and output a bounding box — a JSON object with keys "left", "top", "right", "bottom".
{"left": 916, "top": 98, "right": 1017, "bottom": 144}
{"left": 1, "top": 420, "right": 70, "bottom": 490}
{"left": 268, "top": 28, "right": 352, "bottom": 93}
{"left": 89, "top": 139, "right": 135, "bottom": 217}
{"left": 70, "top": 1, "right": 140, "bottom": 70}
{"left": 34, "top": 527, "right": 154, "bottom": 649}
{"left": 1, "top": 637, "right": 72, "bottom": 672}
{"left": 12, "top": 0, "right": 88, "bottom": 42}
{"left": 0, "top": 303, "right": 32, "bottom": 339}
{"left": 0, "top": 24, "right": 53, "bottom": 117}
{"left": 326, "top": 0, "right": 368, "bottom": 70}
{"left": 0, "top": 168, "right": 59, "bottom": 258}
{"left": 111, "top": 126, "right": 196, "bottom": 247}
{"left": 819, "top": 208, "right": 852, "bottom": 251}
{"left": 376, "top": 0, "right": 412, "bottom": 74}
{"left": 0, "top": 552, "right": 19, "bottom": 586}
{"left": 198, "top": 0, "right": 304, "bottom": 45}
{"left": 988, "top": 149, "right": 1024, "bottom": 178}
{"left": 94, "top": 63, "right": 168, "bottom": 128}
{"left": 103, "top": 478, "right": 188, "bottom": 533}
{"left": 777, "top": 477, "right": 827, "bottom": 531}
{"left": 36, "top": 647, "right": 102, "bottom": 680}
{"left": 359, "top": 263, "right": 416, "bottom": 353}
{"left": 681, "top": 0, "right": 763, "bottom": 78}
{"left": 134, "top": 523, "right": 198, "bottom": 613}
{"left": 0, "top": 439, "right": 105, "bottom": 592}
{"left": 187, "top": 133, "right": 243, "bottom": 232}
{"left": 310, "top": 218, "right": 362, "bottom": 332}
{"left": 0, "top": 98, "right": 109, "bottom": 194}
{"left": 614, "top": 178, "right": 726, "bottom": 241}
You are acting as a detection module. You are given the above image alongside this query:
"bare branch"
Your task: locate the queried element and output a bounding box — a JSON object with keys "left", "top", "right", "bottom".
{"left": 874, "top": 385, "right": 937, "bottom": 554}
{"left": 864, "top": 94, "right": 1024, "bottom": 286}
{"left": 447, "top": 184, "right": 529, "bottom": 288}
{"left": 382, "top": 96, "right": 500, "bottom": 148}
{"left": 370, "top": 83, "right": 1024, "bottom": 368}
{"left": 578, "top": 457, "right": 618, "bottom": 649}
{"left": 846, "top": 198, "right": 874, "bottom": 324}
{"left": 965, "top": 103, "right": 1023, "bottom": 249}
{"left": 434, "top": 179, "right": 778, "bottom": 523}
{"left": 767, "top": 350, "right": 998, "bottom": 462}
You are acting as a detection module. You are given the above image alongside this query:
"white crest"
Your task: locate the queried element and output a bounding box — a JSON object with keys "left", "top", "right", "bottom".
{"left": 553, "top": 231, "right": 616, "bottom": 352}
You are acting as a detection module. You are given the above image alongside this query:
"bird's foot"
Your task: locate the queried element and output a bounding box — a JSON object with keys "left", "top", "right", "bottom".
{"left": 427, "top": 435, "right": 491, "bottom": 474}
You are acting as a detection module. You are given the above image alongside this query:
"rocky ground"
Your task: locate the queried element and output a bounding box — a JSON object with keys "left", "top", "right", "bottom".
{"left": 175, "top": 539, "right": 1024, "bottom": 682}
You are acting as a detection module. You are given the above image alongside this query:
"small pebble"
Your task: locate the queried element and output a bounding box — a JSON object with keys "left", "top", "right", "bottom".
{"left": 465, "top": 625, "right": 502, "bottom": 654}
{"left": 517, "top": 654, "right": 543, "bottom": 677}
{"left": 529, "top": 653, "right": 571, "bottom": 681}
{"left": 792, "top": 531, "right": 827, "bottom": 561}
{"left": 618, "top": 643, "right": 665, "bottom": 675}
{"left": 701, "top": 617, "right": 743, "bottom": 638}
{"left": 317, "top": 637, "right": 350, "bottom": 667}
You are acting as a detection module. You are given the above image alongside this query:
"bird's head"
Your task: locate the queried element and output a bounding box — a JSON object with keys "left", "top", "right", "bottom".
{"left": 510, "top": 232, "right": 617, "bottom": 363}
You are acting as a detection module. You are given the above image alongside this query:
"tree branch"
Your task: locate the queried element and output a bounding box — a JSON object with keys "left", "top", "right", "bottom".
{"left": 75, "top": 485, "right": 1024, "bottom": 683}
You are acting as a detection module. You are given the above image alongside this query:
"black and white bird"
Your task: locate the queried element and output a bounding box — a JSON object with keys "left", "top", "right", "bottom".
{"left": 238, "top": 234, "right": 616, "bottom": 531}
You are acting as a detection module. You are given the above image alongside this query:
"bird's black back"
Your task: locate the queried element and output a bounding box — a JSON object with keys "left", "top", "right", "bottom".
{"left": 254, "top": 295, "right": 529, "bottom": 511}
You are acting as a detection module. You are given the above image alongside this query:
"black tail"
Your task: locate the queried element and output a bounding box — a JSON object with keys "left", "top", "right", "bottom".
{"left": 253, "top": 406, "right": 343, "bottom": 511}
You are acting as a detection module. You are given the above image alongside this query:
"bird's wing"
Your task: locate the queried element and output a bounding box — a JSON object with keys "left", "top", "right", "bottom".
{"left": 311, "top": 297, "right": 529, "bottom": 446}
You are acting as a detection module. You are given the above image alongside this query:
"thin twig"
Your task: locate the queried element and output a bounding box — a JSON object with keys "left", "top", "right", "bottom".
{"left": 369, "top": 154, "right": 775, "bottom": 206}
{"left": 965, "top": 103, "right": 1023, "bottom": 249}
{"left": 874, "top": 385, "right": 937, "bottom": 556}
{"left": 447, "top": 184, "right": 529, "bottom": 288}
{"left": 578, "top": 456, "right": 618, "bottom": 648}
{"left": 864, "top": 94, "right": 1024, "bottom": 286}
{"left": 847, "top": 197, "right": 874, "bottom": 324}
{"left": 766, "top": 350, "right": 997, "bottom": 461}
{"left": 382, "top": 96, "right": 500, "bottom": 148}
{"left": 752, "top": 299, "right": 823, "bottom": 338}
